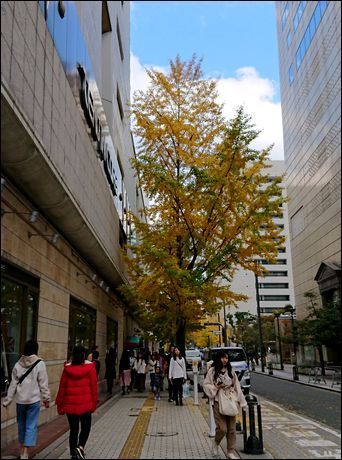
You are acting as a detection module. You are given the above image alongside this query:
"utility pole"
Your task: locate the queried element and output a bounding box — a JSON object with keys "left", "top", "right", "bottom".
{"left": 255, "top": 268, "right": 265, "bottom": 372}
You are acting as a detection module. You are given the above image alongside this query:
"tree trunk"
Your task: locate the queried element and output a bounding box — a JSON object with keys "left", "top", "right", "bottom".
{"left": 176, "top": 318, "right": 186, "bottom": 357}
{"left": 318, "top": 345, "right": 325, "bottom": 376}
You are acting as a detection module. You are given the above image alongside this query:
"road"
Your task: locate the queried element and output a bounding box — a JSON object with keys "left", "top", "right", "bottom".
{"left": 251, "top": 372, "right": 341, "bottom": 431}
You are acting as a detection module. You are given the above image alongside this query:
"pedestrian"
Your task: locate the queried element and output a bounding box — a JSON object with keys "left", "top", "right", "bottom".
{"left": 119, "top": 349, "right": 131, "bottom": 395}
{"left": 147, "top": 352, "right": 158, "bottom": 391}
{"left": 203, "top": 349, "right": 247, "bottom": 460}
{"left": 56, "top": 345, "right": 98, "bottom": 460}
{"left": 158, "top": 348, "right": 167, "bottom": 391}
{"left": 165, "top": 344, "right": 175, "bottom": 402}
{"left": 2, "top": 339, "right": 50, "bottom": 460}
{"left": 105, "top": 347, "right": 116, "bottom": 395}
{"left": 152, "top": 365, "right": 163, "bottom": 400}
{"left": 134, "top": 351, "right": 147, "bottom": 392}
{"left": 129, "top": 350, "right": 137, "bottom": 391}
{"left": 168, "top": 345, "right": 187, "bottom": 406}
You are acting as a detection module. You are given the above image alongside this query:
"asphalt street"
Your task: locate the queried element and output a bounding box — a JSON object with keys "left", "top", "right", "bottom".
{"left": 250, "top": 372, "right": 341, "bottom": 431}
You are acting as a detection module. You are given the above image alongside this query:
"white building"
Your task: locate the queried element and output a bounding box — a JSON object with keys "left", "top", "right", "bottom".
{"left": 228, "top": 161, "right": 295, "bottom": 318}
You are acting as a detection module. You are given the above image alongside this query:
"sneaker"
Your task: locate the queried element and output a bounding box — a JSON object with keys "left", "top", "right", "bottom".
{"left": 157, "top": 396, "right": 161, "bottom": 401}
{"left": 212, "top": 438, "right": 219, "bottom": 458}
{"left": 75, "top": 446, "right": 85, "bottom": 459}
{"left": 168, "top": 398, "right": 173, "bottom": 402}
{"left": 154, "top": 396, "right": 157, "bottom": 400}
{"left": 227, "top": 453, "right": 239, "bottom": 459}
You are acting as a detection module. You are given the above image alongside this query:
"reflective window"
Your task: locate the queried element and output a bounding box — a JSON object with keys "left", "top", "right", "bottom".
{"left": 259, "top": 283, "right": 289, "bottom": 289}
{"left": 296, "top": 1, "right": 329, "bottom": 70}
{"left": 1, "top": 262, "right": 39, "bottom": 394}
{"left": 282, "top": 2, "right": 289, "bottom": 30}
{"left": 289, "top": 64, "right": 294, "bottom": 85}
{"left": 287, "top": 31, "right": 292, "bottom": 48}
{"left": 293, "top": 1, "right": 307, "bottom": 32}
{"left": 259, "top": 295, "right": 290, "bottom": 301}
{"left": 68, "top": 299, "right": 96, "bottom": 360}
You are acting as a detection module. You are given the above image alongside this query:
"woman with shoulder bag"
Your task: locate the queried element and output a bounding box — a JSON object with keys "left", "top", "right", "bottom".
{"left": 2, "top": 339, "right": 50, "bottom": 460}
{"left": 203, "top": 349, "right": 247, "bottom": 459}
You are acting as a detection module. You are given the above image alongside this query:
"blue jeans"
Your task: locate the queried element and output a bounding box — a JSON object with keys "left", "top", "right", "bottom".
{"left": 16, "top": 401, "right": 40, "bottom": 446}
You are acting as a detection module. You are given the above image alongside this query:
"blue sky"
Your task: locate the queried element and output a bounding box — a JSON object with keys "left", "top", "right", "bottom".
{"left": 130, "top": 1, "right": 284, "bottom": 160}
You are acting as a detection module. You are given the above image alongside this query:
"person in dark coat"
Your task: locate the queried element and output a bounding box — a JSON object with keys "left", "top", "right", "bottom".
{"left": 56, "top": 345, "right": 98, "bottom": 460}
{"left": 105, "top": 347, "right": 116, "bottom": 395}
{"left": 119, "top": 349, "right": 131, "bottom": 395}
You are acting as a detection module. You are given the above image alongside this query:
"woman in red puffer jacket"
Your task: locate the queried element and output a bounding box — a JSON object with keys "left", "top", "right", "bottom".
{"left": 56, "top": 345, "right": 98, "bottom": 460}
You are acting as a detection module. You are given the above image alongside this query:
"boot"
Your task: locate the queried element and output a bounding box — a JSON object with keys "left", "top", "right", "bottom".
{"left": 121, "top": 386, "right": 126, "bottom": 395}
{"left": 180, "top": 397, "right": 183, "bottom": 406}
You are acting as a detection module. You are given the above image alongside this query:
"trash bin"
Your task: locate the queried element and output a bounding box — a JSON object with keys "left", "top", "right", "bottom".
{"left": 268, "top": 362, "right": 273, "bottom": 375}
{"left": 242, "top": 395, "right": 264, "bottom": 455}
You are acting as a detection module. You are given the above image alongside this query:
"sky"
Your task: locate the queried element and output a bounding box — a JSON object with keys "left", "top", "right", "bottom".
{"left": 130, "top": 1, "right": 284, "bottom": 160}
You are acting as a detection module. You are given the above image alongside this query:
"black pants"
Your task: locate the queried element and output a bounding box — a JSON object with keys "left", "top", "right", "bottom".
{"left": 168, "top": 378, "right": 173, "bottom": 400}
{"left": 106, "top": 377, "right": 114, "bottom": 394}
{"left": 67, "top": 412, "right": 92, "bottom": 456}
{"left": 172, "top": 377, "right": 184, "bottom": 404}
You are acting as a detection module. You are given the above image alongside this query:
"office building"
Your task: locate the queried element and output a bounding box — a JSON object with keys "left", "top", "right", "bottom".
{"left": 1, "top": 1, "right": 143, "bottom": 443}
{"left": 275, "top": 1, "right": 341, "bottom": 320}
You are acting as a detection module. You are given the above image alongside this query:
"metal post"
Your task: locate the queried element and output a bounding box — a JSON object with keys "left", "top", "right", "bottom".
{"left": 275, "top": 314, "right": 284, "bottom": 370}
{"left": 192, "top": 361, "right": 199, "bottom": 405}
{"left": 223, "top": 304, "right": 228, "bottom": 347}
{"left": 208, "top": 400, "right": 216, "bottom": 437}
{"left": 255, "top": 270, "right": 265, "bottom": 372}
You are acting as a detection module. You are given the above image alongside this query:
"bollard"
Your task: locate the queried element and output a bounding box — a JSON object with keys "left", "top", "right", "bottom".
{"left": 268, "top": 362, "right": 273, "bottom": 375}
{"left": 293, "top": 365, "right": 299, "bottom": 381}
{"left": 242, "top": 395, "right": 264, "bottom": 454}
{"left": 192, "top": 361, "right": 199, "bottom": 405}
{"left": 208, "top": 399, "right": 216, "bottom": 437}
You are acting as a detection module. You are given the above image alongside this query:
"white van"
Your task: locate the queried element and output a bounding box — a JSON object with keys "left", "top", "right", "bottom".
{"left": 207, "top": 347, "right": 251, "bottom": 394}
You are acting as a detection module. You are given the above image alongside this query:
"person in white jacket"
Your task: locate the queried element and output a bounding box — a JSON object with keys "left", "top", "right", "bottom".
{"left": 203, "top": 349, "right": 247, "bottom": 460}
{"left": 2, "top": 339, "right": 50, "bottom": 460}
{"left": 168, "top": 346, "right": 187, "bottom": 406}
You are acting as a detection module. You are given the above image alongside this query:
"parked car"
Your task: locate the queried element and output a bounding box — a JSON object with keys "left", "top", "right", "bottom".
{"left": 185, "top": 348, "right": 202, "bottom": 371}
{"left": 207, "top": 346, "right": 251, "bottom": 394}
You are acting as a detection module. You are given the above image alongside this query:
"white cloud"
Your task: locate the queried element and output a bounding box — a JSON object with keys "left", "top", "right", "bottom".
{"left": 130, "top": 54, "right": 283, "bottom": 160}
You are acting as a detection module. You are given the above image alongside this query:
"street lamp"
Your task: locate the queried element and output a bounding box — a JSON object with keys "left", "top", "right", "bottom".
{"left": 254, "top": 262, "right": 265, "bottom": 372}
{"left": 274, "top": 311, "right": 284, "bottom": 370}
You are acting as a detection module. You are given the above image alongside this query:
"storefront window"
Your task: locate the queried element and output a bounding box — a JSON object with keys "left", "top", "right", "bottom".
{"left": 68, "top": 298, "right": 96, "bottom": 360}
{"left": 106, "top": 317, "right": 118, "bottom": 354}
{"left": 1, "top": 262, "right": 39, "bottom": 394}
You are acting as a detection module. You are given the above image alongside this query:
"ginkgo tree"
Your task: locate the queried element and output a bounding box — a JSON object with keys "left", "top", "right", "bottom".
{"left": 122, "top": 56, "right": 285, "bottom": 355}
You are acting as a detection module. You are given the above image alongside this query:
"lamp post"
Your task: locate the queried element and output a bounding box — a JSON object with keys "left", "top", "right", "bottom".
{"left": 274, "top": 312, "right": 284, "bottom": 370}
{"left": 283, "top": 304, "right": 297, "bottom": 365}
{"left": 254, "top": 266, "right": 265, "bottom": 372}
{"left": 223, "top": 304, "right": 228, "bottom": 347}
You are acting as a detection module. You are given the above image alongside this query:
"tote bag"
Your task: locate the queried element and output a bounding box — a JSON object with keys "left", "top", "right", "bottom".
{"left": 218, "top": 388, "right": 239, "bottom": 416}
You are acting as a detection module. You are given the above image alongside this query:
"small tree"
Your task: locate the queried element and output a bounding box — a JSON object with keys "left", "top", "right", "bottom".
{"left": 296, "top": 292, "right": 342, "bottom": 373}
{"left": 123, "top": 56, "right": 285, "bottom": 355}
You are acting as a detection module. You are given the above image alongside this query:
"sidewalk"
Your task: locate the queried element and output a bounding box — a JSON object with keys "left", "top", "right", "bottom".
{"left": 2, "top": 384, "right": 272, "bottom": 460}
{"left": 252, "top": 363, "right": 341, "bottom": 393}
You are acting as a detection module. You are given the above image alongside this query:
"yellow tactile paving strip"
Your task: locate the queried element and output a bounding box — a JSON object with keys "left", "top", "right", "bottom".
{"left": 118, "top": 394, "right": 155, "bottom": 459}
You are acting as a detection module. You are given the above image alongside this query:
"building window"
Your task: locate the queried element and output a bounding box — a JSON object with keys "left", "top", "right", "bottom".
{"left": 259, "top": 295, "right": 290, "bottom": 301}
{"left": 295, "top": 1, "right": 329, "bottom": 70}
{"left": 289, "top": 64, "right": 294, "bottom": 85}
{"left": 263, "top": 271, "right": 288, "bottom": 277}
{"left": 287, "top": 31, "right": 292, "bottom": 48}
{"left": 260, "top": 259, "right": 287, "bottom": 265}
{"left": 117, "top": 18, "right": 124, "bottom": 61}
{"left": 1, "top": 261, "right": 39, "bottom": 393}
{"left": 106, "top": 317, "right": 118, "bottom": 356}
{"left": 282, "top": 2, "right": 289, "bottom": 30}
{"left": 117, "top": 86, "right": 124, "bottom": 121}
{"left": 277, "top": 247, "right": 286, "bottom": 253}
{"left": 68, "top": 298, "right": 96, "bottom": 360}
{"left": 259, "top": 283, "right": 289, "bottom": 289}
{"left": 293, "top": 1, "right": 307, "bottom": 32}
